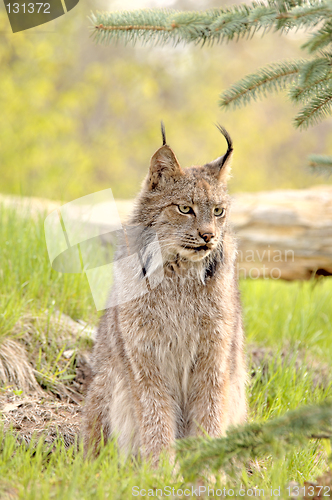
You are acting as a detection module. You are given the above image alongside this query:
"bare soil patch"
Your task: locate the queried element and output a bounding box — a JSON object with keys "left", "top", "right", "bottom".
{"left": 0, "top": 392, "right": 81, "bottom": 447}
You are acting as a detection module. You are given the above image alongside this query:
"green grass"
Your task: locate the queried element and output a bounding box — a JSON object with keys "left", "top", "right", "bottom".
{"left": 242, "top": 278, "right": 332, "bottom": 361}
{"left": 0, "top": 204, "right": 98, "bottom": 335}
{"left": 0, "top": 203, "right": 98, "bottom": 389}
{"left": 0, "top": 204, "right": 332, "bottom": 498}
{"left": 0, "top": 432, "right": 178, "bottom": 500}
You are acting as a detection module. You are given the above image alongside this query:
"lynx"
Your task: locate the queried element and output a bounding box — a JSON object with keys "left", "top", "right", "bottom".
{"left": 83, "top": 124, "right": 247, "bottom": 464}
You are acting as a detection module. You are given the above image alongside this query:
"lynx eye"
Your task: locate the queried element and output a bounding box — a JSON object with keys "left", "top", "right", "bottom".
{"left": 214, "top": 207, "right": 225, "bottom": 217}
{"left": 178, "top": 205, "right": 193, "bottom": 214}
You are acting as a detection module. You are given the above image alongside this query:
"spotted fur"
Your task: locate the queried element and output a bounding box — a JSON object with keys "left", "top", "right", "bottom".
{"left": 83, "top": 125, "right": 247, "bottom": 464}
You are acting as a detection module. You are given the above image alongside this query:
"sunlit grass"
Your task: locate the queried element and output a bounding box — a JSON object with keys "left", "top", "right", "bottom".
{"left": 0, "top": 431, "right": 179, "bottom": 500}
{"left": 241, "top": 278, "right": 332, "bottom": 360}
{"left": 0, "top": 205, "right": 331, "bottom": 498}
{"left": 0, "top": 204, "right": 98, "bottom": 338}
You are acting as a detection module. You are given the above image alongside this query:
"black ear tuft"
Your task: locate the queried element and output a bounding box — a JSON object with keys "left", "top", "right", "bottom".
{"left": 148, "top": 126, "right": 182, "bottom": 190}
{"left": 161, "top": 121, "right": 167, "bottom": 146}
{"left": 204, "top": 125, "right": 233, "bottom": 182}
{"left": 215, "top": 124, "right": 233, "bottom": 168}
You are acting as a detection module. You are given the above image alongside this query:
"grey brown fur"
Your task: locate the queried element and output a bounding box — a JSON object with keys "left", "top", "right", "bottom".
{"left": 83, "top": 124, "right": 247, "bottom": 463}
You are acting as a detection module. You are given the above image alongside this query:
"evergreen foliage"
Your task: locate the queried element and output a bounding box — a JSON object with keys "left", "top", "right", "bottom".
{"left": 91, "top": 0, "right": 332, "bottom": 169}
{"left": 176, "top": 401, "right": 332, "bottom": 477}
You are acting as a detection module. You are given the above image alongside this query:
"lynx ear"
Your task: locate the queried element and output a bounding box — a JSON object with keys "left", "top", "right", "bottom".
{"left": 148, "top": 122, "right": 183, "bottom": 190}
{"left": 204, "top": 124, "right": 233, "bottom": 183}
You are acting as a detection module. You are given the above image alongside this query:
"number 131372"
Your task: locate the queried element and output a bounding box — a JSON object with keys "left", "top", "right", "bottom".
{"left": 6, "top": 3, "right": 50, "bottom": 13}
{"left": 287, "top": 485, "right": 331, "bottom": 497}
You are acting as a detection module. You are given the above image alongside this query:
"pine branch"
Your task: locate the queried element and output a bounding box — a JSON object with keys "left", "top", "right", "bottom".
{"left": 176, "top": 401, "right": 332, "bottom": 477}
{"left": 90, "top": 9, "right": 225, "bottom": 47}
{"left": 302, "top": 20, "right": 332, "bottom": 53}
{"left": 208, "top": 6, "right": 257, "bottom": 44}
{"left": 274, "top": 4, "right": 332, "bottom": 33}
{"left": 289, "top": 55, "right": 332, "bottom": 102}
{"left": 290, "top": 78, "right": 332, "bottom": 103}
{"left": 90, "top": 2, "right": 332, "bottom": 47}
{"left": 308, "top": 154, "right": 332, "bottom": 170}
{"left": 294, "top": 86, "right": 332, "bottom": 128}
{"left": 220, "top": 60, "right": 302, "bottom": 108}
{"left": 89, "top": 1, "right": 332, "bottom": 142}
{"left": 298, "top": 56, "right": 332, "bottom": 87}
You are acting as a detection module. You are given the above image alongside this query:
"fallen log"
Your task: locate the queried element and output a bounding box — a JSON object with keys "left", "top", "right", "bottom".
{"left": 231, "top": 186, "right": 332, "bottom": 280}
{"left": 2, "top": 186, "right": 332, "bottom": 281}
{"left": 108, "top": 187, "right": 332, "bottom": 281}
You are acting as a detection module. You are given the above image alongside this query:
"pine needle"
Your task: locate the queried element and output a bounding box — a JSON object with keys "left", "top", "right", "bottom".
{"left": 89, "top": 1, "right": 332, "bottom": 153}
{"left": 90, "top": 2, "right": 332, "bottom": 47}
{"left": 289, "top": 55, "right": 332, "bottom": 103}
{"left": 308, "top": 154, "right": 332, "bottom": 170}
{"left": 220, "top": 60, "right": 302, "bottom": 108}
{"left": 302, "top": 20, "right": 332, "bottom": 53}
{"left": 176, "top": 401, "right": 332, "bottom": 477}
{"left": 294, "top": 87, "right": 332, "bottom": 128}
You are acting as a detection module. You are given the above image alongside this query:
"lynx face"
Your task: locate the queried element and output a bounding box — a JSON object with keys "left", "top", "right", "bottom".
{"left": 135, "top": 124, "right": 233, "bottom": 265}
{"left": 151, "top": 174, "right": 229, "bottom": 263}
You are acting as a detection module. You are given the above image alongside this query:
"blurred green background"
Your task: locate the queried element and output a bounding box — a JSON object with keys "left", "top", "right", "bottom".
{"left": 1, "top": 0, "right": 331, "bottom": 202}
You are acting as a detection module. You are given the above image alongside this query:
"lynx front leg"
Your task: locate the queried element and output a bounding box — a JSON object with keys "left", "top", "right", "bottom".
{"left": 129, "top": 347, "right": 178, "bottom": 465}
{"left": 187, "top": 345, "right": 230, "bottom": 438}
{"left": 83, "top": 373, "right": 113, "bottom": 455}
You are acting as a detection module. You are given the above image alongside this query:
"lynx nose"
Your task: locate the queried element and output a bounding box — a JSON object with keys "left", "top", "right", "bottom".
{"left": 199, "top": 232, "right": 215, "bottom": 243}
